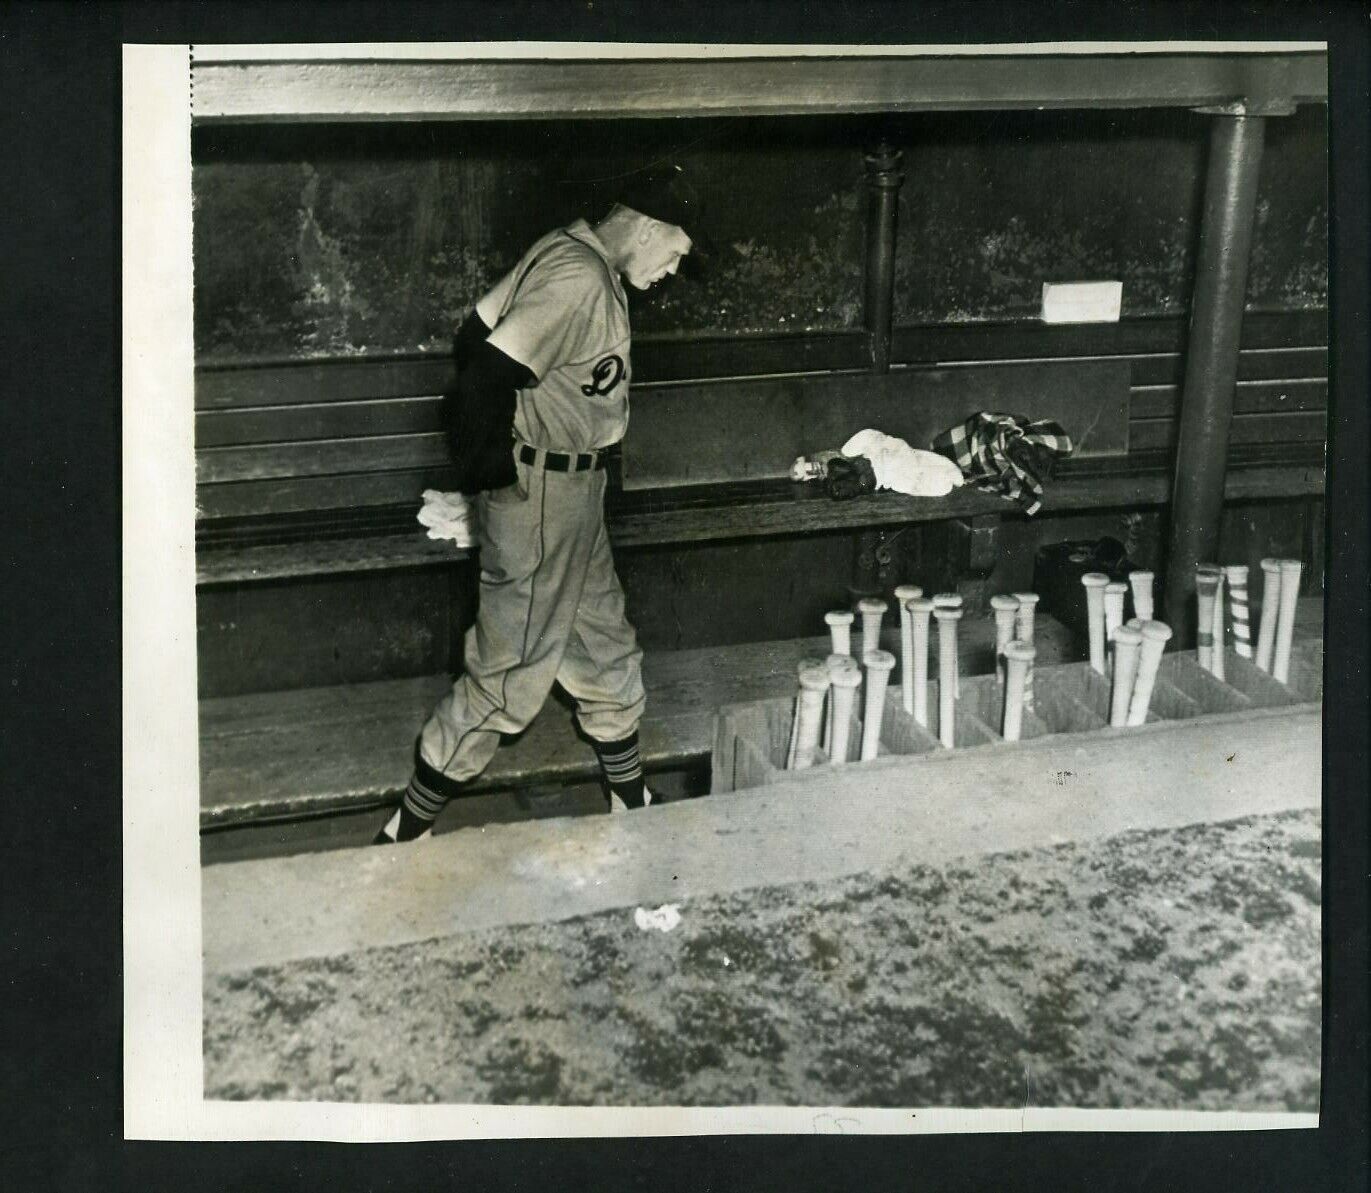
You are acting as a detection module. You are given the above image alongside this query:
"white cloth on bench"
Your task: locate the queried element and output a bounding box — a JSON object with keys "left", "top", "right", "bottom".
{"left": 840, "top": 428, "right": 965, "bottom": 497}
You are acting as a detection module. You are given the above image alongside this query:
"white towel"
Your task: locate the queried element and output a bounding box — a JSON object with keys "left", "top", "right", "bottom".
{"left": 416, "top": 489, "right": 476, "bottom": 547}
{"left": 840, "top": 429, "right": 965, "bottom": 497}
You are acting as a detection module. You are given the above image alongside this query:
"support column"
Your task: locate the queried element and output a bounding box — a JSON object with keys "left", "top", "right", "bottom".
{"left": 851, "top": 142, "right": 905, "bottom": 601}
{"left": 863, "top": 141, "right": 903, "bottom": 374}
{"left": 1162, "top": 113, "right": 1267, "bottom": 644}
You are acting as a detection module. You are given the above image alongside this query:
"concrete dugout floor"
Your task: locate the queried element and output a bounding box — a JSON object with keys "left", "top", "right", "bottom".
{"left": 202, "top": 705, "right": 1320, "bottom": 975}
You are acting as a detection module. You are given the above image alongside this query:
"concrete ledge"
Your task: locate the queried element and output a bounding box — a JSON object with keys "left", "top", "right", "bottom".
{"left": 202, "top": 704, "right": 1320, "bottom": 974}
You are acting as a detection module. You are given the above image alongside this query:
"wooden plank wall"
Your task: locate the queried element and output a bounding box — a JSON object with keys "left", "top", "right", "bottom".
{"left": 889, "top": 310, "right": 1328, "bottom": 460}
{"left": 194, "top": 310, "right": 1327, "bottom": 532}
{"left": 619, "top": 359, "right": 1132, "bottom": 490}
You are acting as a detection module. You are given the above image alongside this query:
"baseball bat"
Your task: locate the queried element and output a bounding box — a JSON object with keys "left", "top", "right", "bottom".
{"left": 1210, "top": 568, "right": 1226, "bottom": 681}
{"left": 827, "top": 667, "right": 863, "bottom": 766}
{"left": 860, "top": 650, "right": 897, "bottom": 762}
{"left": 1012, "top": 592, "right": 1040, "bottom": 711}
{"left": 786, "top": 694, "right": 800, "bottom": 770}
{"left": 1103, "top": 582, "right": 1127, "bottom": 659}
{"left": 1109, "top": 625, "right": 1144, "bottom": 728}
{"left": 825, "top": 609, "right": 855, "bottom": 658}
{"left": 948, "top": 594, "right": 963, "bottom": 697}
{"left": 933, "top": 605, "right": 962, "bottom": 749}
{"left": 1001, "top": 639, "right": 1035, "bottom": 742}
{"left": 857, "top": 597, "right": 888, "bottom": 661}
{"left": 894, "top": 584, "right": 923, "bottom": 715}
{"left": 1194, "top": 565, "right": 1220, "bottom": 672}
{"left": 1224, "top": 564, "right": 1252, "bottom": 659}
{"left": 791, "top": 664, "right": 832, "bottom": 770}
{"left": 1272, "top": 558, "right": 1304, "bottom": 684}
{"left": 822, "top": 653, "right": 855, "bottom": 756}
{"left": 1254, "top": 557, "right": 1282, "bottom": 674}
{"left": 1128, "top": 569, "right": 1155, "bottom": 622}
{"left": 786, "top": 655, "right": 828, "bottom": 768}
{"left": 908, "top": 596, "right": 934, "bottom": 728}
{"left": 1081, "top": 572, "right": 1110, "bottom": 675}
{"left": 990, "top": 594, "right": 1021, "bottom": 688}
{"left": 933, "top": 593, "right": 963, "bottom": 696}
{"left": 1127, "top": 620, "right": 1173, "bottom": 727}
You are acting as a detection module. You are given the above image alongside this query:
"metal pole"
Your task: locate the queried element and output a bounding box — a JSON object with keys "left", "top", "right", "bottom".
{"left": 1162, "top": 114, "right": 1267, "bottom": 644}
{"left": 863, "top": 141, "right": 903, "bottom": 374}
{"left": 852, "top": 143, "right": 905, "bottom": 603}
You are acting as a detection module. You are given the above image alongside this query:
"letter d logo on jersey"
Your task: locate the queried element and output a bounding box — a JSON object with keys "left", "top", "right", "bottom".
{"left": 581, "top": 354, "right": 625, "bottom": 397}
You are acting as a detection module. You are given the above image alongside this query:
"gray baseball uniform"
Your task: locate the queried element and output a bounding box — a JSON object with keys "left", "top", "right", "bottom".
{"left": 417, "top": 220, "right": 646, "bottom": 783}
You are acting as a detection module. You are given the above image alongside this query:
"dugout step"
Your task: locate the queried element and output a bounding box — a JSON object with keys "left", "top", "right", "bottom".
{"left": 202, "top": 703, "right": 1324, "bottom": 976}
{"left": 200, "top": 614, "right": 1076, "bottom": 851}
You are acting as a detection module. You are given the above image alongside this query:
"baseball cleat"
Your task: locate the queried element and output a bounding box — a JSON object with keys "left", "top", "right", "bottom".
{"left": 371, "top": 809, "right": 432, "bottom": 845}
{"left": 609, "top": 787, "right": 654, "bottom": 813}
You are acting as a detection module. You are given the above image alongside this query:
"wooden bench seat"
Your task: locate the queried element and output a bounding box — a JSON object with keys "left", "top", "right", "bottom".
{"left": 195, "top": 445, "right": 1325, "bottom": 585}
{"left": 199, "top": 614, "right": 1081, "bottom": 833}
{"left": 194, "top": 312, "right": 1328, "bottom": 586}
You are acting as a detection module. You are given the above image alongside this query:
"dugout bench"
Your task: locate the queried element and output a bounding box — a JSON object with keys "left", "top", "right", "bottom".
{"left": 191, "top": 47, "right": 1328, "bottom": 858}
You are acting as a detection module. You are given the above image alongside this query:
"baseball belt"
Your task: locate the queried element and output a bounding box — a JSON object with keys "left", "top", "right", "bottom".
{"left": 516, "top": 440, "right": 612, "bottom": 473}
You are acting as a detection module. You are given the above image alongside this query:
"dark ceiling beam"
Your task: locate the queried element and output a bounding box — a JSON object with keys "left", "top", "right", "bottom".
{"left": 191, "top": 51, "right": 1327, "bottom": 124}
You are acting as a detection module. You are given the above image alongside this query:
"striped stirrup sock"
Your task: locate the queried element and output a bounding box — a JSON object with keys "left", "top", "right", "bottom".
{"left": 373, "top": 746, "right": 469, "bottom": 844}
{"left": 593, "top": 733, "right": 646, "bottom": 810}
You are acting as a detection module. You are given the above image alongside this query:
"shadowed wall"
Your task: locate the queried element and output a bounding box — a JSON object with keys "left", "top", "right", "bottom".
{"left": 192, "top": 108, "right": 1327, "bottom": 696}
{"left": 192, "top": 108, "right": 1325, "bottom": 362}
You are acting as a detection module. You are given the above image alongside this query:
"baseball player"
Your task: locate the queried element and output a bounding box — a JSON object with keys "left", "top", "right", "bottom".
{"left": 375, "top": 167, "right": 700, "bottom": 844}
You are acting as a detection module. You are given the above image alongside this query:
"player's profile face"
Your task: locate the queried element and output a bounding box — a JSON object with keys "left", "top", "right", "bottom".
{"left": 624, "top": 221, "right": 692, "bottom": 290}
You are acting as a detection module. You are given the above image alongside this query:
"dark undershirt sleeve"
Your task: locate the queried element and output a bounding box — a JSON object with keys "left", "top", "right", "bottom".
{"left": 445, "top": 316, "right": 537, "bottom": 496}
{"left": 452, "top": 309, "right": 490, "bottom": 374}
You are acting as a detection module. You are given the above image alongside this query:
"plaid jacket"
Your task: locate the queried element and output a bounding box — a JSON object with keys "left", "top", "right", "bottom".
{"left": 930, "top": 413, "right": 1074, "bottom": 516}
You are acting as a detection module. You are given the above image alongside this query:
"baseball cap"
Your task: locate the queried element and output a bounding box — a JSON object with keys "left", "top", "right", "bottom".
{"left": 614, "top": 163, "right": 712, "bottom": 276}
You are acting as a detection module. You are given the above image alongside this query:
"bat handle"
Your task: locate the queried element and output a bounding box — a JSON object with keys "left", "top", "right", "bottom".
{"left": 1103, "top": 582, "right": 1127, "bottom": 678}
{"left": 909, "top": 597, "right": 934, "bottom": 729}
{"left": 933, "top": 593, "right": 964, "bottom": 698}
{"left": 1128, "top": 570, "right": 1154, "bottom": 622}
{"left": 1210, "top": 570, "right": 1226, "bottom": 681}
{"left": 860, "top": 650, "right": 896, "bottom": 762}
{"left": 857, "top": 598, "right": 888, "bottom": 661}
{"left": 1127, "top": 620, "right": 1173, "bottom": 726}
{"left": 1012, "top": 592, "right": 1040, "bottom": 711}
{"left": 1272, "top": 558, "right": 1304, "bottom": 684}
{"left": 828, "top": 669, "right": 862, "bottom": 766}
{"left": 991, "top": 594, "right": 1020, "bottom": 688}
{"left": 821, "top": 653, "right": 852, "bottom": 756}
{"left": 894, "top": 585, "right": 922, "bottom": 715}
{"left": 1224, "top": 565, "right": 1252, "bottom": 659}
{"left": 825, "top": 610, "right": 854, "bottom": 659}
{"left": 933, "top": 607, "right": 962, "bottom": 749}
{"left": 1110, "top": 626, "right": 1144, "bottom": 728}
{"left": 1254, "top": 558, "right": 1282, "bottom": 674}
{"left": 1195, "top": 566, "right": 1220, "bottom": 672}
{"left": 1082, "top": 573, "right": 1110, "bottom": 675}
{"left": 792, "top": 667, "right": 831, "bottom": 770}
{"left": 1002, "top": 640, "right": 1035, "bottom": 742}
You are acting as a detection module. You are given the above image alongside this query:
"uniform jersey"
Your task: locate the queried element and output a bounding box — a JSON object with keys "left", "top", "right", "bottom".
{"left": 476, "top": 219, "right": 632, "bottom": 454}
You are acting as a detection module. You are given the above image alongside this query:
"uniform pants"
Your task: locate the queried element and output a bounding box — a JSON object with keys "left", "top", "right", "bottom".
{"left": 417, "top": 455, "right": 646, "bottom": 782}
